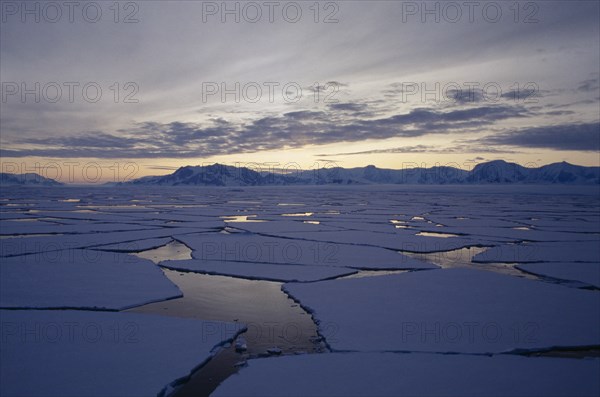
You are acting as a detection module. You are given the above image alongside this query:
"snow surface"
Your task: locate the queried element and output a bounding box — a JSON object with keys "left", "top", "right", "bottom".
{"left": 0, "top": 310, "right": 244, "bottom": 397}
{"left": 265, "top": 229, "right": 499, "bottom": 252}
{"left": 92, "top": 237, "right": 174, "bottom": 252}
{"left": 1, "top": 185, "right": 598, "bottom": 396}
{"left": 517, "top": 262, "right": 600, "bottom": 287}
{"left": 214, "top": 352, "right": 600, "bottom": 397}
{"left": 0, "top": 227, "right": 201, "bottom": 257}
{"left": 175, "top": 232, "right": 437, "bottom": 269}
{"left": 473, "top": 241, "right": 600, "bottom": 263}
{"left": 161, "top": 258, "right": 356, "bottom": 282}
{"left": 284, "top": 268, "right": 600, "bottom": 353}
{"left": 0, "top": 249, "right": 181, "bottom": 310}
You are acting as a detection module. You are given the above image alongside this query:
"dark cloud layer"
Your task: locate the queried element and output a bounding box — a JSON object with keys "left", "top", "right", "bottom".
{"left": 1, "top": 104, "right": 529, "bottom": 158}
{"left": 318, "top": 144, "right": 515, "bottom": 157}
{"left": 481, "top": 122, "right": 600, "bottom": 151}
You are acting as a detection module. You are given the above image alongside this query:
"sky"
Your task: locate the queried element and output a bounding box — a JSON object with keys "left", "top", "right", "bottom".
{"left": 1, "top": 0, "right": 599, "bottom": 183}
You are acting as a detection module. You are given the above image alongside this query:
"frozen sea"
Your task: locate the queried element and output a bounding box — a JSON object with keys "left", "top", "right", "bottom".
{"left": 1, "top": 185, "right": 599, "bottom": 396}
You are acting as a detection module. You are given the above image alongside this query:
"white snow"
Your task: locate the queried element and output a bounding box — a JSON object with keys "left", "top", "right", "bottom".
{"left": 1, "top": 185, "right": 598, "bottom": 396}
{"left": 0, "top": 249, "right": 182, "bottom": 310}
{"left": 474, "top": 241, "right": 600, "bottom": 263}
{"left": 160, "top": 259, "right": 355, "bottom": 282}
{"left": 0, "top": 310, "right": 244, "bottom": 397}
{"left": 92, "top": 237, "right": 173, "bottom": 252}
{"left": 284, "top": 268, "right": 600, "bottom": 353}
{"left": 516, "top": 262, "right": 600, "bottom": 288}
{"left": 270, "top": 229, "right": 499, "bottom": 252}
{"left": 0, "top": 227, "right": 200, "bottom": 257}
{"left": 175, "top": 233, "right": 438, "bottom": 269}
{"left": 214, "top": 352, "right": 600, "bottom": 397}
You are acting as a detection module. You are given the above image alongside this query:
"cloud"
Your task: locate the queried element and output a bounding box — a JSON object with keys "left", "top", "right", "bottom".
{"left": 0, "top": 104, "right": 537, "bottom": 158}
{"left": 319, "top": 144, "right": 515, "bottom": 157}
{"left": 146, "top": 166, "right": 181, "bottom": 171}
{"left": 444, "top": 88, "right": 486, "bottom": 104}
{"left": 480, "top": 122, "right": 600, "bottom": 151}
{"left": 544, "top": 110, "right": 575, "bottom": 116}
{"left": 577, "top": 78, "right": 600, "bottom": 93}
{"left": 328, "top": 103, "right": 368, "bottom": 112}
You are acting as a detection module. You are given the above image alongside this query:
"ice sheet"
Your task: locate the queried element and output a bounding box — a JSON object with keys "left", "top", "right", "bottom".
{"left": 161, "top": 259, "right": 356, "bottom": 282}
{"left": 214, "top": 352, "right": 600, "bottom": 397}
{"left": 1, "top": 249, "right": 181, "bottom": 310}
{"left": 474, "top": 241, "right": 600, "bottom": 263}
{"left": 284, "top": 268, "right": 600, "bottom": 353}
{"left": 0, "top": 310, "right": 243, "bottom": 397}
{"left": 175, "top": 233, "right": 438, "bottom": 269}
{"left": 517, "top": 262, "right": 600, "bottom": 288}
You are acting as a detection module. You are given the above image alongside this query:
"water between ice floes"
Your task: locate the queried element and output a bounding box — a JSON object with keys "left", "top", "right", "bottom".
{"left": 128, "top": 241, "right": 325, "bottom": 396}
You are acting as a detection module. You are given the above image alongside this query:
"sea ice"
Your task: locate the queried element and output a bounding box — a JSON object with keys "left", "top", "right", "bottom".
{"left": 0, "top": 249, "right": 181, "bottom": 310}
{"left": 175, "top": 233, "right": 437, "bottom": 269}
{"left": 283, "top": 268, "right": 600, "bottom": 353}
{"left": 516, "top": 262, "right": 600, "bottom": 288}
{"left": 160, "top": 259, "right": 356, "bottom": 282}
{"left": 473, "top": 241, "right": 600, "bottom": 263}
{"left": 213, "top": 352, "right": 600, "bottom": 397}
{"left": 0, "top": 227, "right": 200, "bottom": 257}
{"left": 0, "top": 310, "right": 243, "bottom": 397}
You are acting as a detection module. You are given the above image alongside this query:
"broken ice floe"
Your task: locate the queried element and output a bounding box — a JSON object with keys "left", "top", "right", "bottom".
{"left": 213, "top": 352, "right": 600, "bottom": 397}
{"left": 0, "top": 249, "right": 181, "bottom": 310}
{"left": 0, "top": 310, "right": 243, "bottom": 397}
{"left": 283, "top": 268, "right": 600, "bottom": 354}
{"left": 174, "top": 233, "right": 437, "bottom": 270}
{"left": 160, "top": 259, "right": 355, "bottom": 282}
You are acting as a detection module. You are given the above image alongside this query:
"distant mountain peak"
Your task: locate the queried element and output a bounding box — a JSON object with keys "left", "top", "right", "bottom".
{"left": 0, "top": 172, "right": 63, "bottom": 186}
{"left": 121, "top": 161, "right": 599, "bottom": 187}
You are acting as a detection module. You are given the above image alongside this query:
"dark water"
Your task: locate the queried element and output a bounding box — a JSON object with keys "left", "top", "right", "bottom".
{"left": 128, "top": 260, "right": 324, "bottom": 396}
{"left": 402, "top": 246, "right": 540, "bottom": 279}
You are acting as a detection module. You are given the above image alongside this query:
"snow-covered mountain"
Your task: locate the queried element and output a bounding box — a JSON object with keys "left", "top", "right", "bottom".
{"left": 122, "top": 161, "right": 600, "bottom": 186}
{"left": 0, "top": 173, "right": 63, "bottom": 186}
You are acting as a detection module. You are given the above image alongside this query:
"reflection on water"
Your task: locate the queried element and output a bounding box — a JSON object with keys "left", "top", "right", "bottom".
{"left": 339, "top": 270, "right": 408, "bottom": 279}
{"left": 281, "top": 212, "right": 314, "bottom": 217}
{"left": 402, "top": 246, "right": 539, "bottom": 279}
{"left": 132, "top": 240, "right": 193, "bottom": 262}
{"left": 391, "top": 220, "right": 410, "bottom": 229}
{"left": 130, "top": 270, "right": 321, "bottom": 355}
{"left": 129, "top": 270, "right": 323, "bottom": 396}
{"left": 129, "top": 240, "right": 322, "bottom": 395}
{"left": 0, "top": 233, "right": 64, "bottom": 239}
{"left": 415, "top": 231, "right": 460, "bottom": 238}
{"left": 220, "top": 215, "right": 266, "bottom": 223}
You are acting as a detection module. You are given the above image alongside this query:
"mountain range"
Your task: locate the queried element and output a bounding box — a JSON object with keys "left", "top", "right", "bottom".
{"left": 122, "top": 160, "right": 600, "bottom": 186}
{"left": 2, "top": 161, "right": 598, "bottom": 187}
{"left": 0, "top": 172, "right": 64, "bottom": 186}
